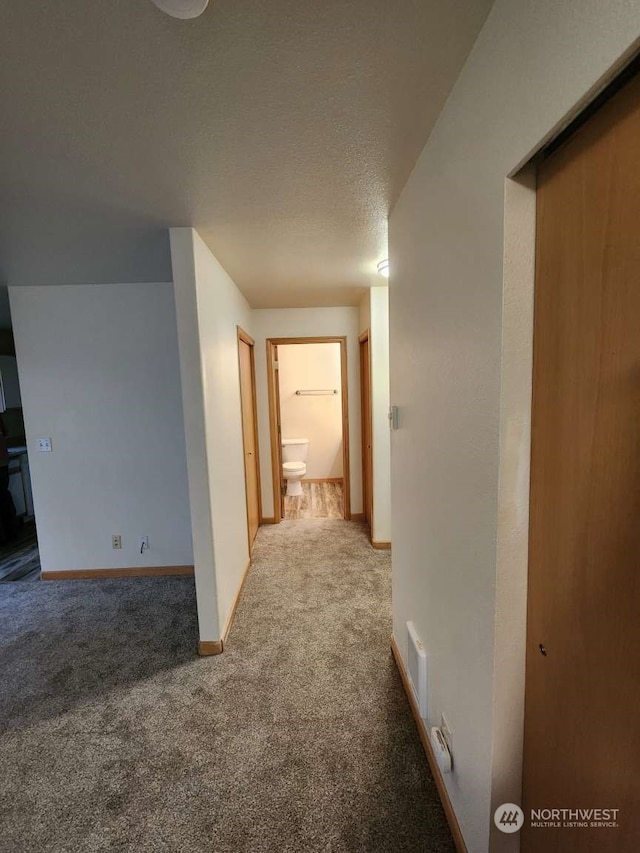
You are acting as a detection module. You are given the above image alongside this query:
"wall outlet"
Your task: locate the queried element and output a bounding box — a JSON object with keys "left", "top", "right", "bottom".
{"left": 37, "top": 437, "right": 52, "bottom": 452}
{"left": 430, "top": 727, "right": 453, "bottom": 774}
{"left": 112, "top": 534, "right": 122, "bottom": 550}
{"left": 441, "top": 712, "right": 454, "bottom": 755}
{"left": 138, "top": 536, "right": 149, "bottom": 554}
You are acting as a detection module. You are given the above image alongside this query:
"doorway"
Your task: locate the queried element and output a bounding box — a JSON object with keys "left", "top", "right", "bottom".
{"left": 237, "top": 328, "right": 261, "bottom": 554}
{"left": 266, "top": 337, "right": 350, "bottom": 522}
{"left": 359, "top": 331, "right": 373, "bottom": 535}
{"left": 522, "top": 71, "right": 640, "bottom": 851}
{"left": 0, "top": 289, "right": 39, "bottom": 582}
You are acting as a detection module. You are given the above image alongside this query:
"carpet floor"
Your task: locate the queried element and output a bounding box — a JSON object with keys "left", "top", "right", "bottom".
{"left": 0, "top": 519, "right": 454, "bottom": 852}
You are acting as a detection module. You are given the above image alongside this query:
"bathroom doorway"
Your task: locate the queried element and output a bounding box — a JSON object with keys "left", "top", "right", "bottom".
{"left": 266, "top": 337, "right": 350, "bottom": 522}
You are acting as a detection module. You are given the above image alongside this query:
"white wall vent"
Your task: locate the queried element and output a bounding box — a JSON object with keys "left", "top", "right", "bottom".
{"left": 407, "top": 621, "right": 427, "bottom": 719}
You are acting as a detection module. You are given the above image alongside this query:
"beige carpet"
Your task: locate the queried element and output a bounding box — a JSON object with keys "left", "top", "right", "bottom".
{"left": 0, "top": 519, "right": 454, "bottom": 852}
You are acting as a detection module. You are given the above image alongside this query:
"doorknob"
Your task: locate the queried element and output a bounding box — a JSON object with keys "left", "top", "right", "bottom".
{"left": 539, "top": 643, "right": 548, "bottom": 656}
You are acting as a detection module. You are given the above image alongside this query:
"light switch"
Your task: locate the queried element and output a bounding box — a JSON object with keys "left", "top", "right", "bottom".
{"left": 37, "top": 438, "right": 52, "bottom": 452}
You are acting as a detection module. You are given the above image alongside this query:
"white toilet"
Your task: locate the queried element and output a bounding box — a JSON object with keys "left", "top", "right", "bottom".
{"left": 282, "top": 438, "right": 309, "bottom": 497}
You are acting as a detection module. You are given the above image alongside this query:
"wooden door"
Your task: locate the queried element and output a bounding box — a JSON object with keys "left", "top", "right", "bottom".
{"left": 360, "top": 334, "right": 373, "bottom": 531}
{"left": 522, "top": 73, "right": 640, "bottom": 851}
{"left": 238, "top": 330, "right": 260, "bottom": 551}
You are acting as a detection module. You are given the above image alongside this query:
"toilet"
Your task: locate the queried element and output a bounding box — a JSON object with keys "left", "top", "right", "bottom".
{"left": 282, "top": 438, "right": 309, "bottom": 497}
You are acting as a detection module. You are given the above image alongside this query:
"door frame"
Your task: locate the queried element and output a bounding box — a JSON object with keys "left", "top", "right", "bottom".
{"left": 237, "top": 327, "right": 262, "bottom": 551}
{"left": 266, "top": 336, "right": 351, "bottom": 523}
{"left": 520, "top": 70, "right": 640, "bottom": 849}
{"left": 492, "top": 58, "right": 640, "bottom": 839}
{"left": 359, "top": 329, "right": 373, "bottom": 538}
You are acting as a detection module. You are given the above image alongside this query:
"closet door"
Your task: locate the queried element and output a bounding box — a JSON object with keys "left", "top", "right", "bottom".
{"left": 238, "top": 330, "right": 260, "bottom": 550}
{"left": 522, "top": 73, "right": 640, "bottom": 852}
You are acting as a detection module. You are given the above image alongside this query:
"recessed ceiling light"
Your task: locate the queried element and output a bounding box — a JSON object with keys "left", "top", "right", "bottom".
{"left": 377, "top": 259, "right": 389, "bottom": 278}
{"left": 151, "top": 0, "right": 209, "bottom": 19}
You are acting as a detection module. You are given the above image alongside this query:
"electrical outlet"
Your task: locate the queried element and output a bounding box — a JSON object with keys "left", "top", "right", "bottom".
{"left": 441, "top": 713, "right": 453, "bottom": 755}
{"left": 138, "top": 536, "right": 149, "bottom": 554}
{"left": 112, "top": 534, "right": 122, "bottom": 550}
{"left": 37, "top": 437, "right": 52, "bottom": 452}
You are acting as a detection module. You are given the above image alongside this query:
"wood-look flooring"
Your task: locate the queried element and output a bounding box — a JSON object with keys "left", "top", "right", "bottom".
{"left": 284, "top": 481, "right": 343, "bottom": 520}
{"left": 0, "top": 520, "right": 40, "bottom": 582}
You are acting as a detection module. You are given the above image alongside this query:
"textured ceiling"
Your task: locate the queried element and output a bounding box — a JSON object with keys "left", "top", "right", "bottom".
{"left": 0, "top": 0, "right": 493, "bottom": 307}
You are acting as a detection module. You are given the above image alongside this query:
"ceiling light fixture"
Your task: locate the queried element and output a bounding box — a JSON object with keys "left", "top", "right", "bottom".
{"left": 150, "top": 0, "right": 209, "bottom": 19}
{"left": 377, "top": 259, "right": 390, "bottom": 278}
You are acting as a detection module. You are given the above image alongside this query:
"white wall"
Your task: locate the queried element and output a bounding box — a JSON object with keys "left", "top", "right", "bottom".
{"left": 369, "top": 287, "right": 391, "bottom": 544}
{"left": 252, "top": 307, "right": 362, "bottom": 518}
{"left": 490, "top": 167, "right": 536, "bottom": 853}
{"left": 9, "top": 283, "right": 193, "bottom": 574}
{"left": 358, "top": 292, "right": 370, "bottom": 336}
{"left": 278, "top": 343, "right": 343, "bottom": 479}
{"left": 389, "top": 3, "right": 640, "bottom": 851}
{"left": 358, "top": 287, "right": 392, "bottom": 543}
{"left": 171, "top": 228, "right": 252, "bottom": 642}
{"left": 171, "top": 230, "right": 220, "bottom": 642}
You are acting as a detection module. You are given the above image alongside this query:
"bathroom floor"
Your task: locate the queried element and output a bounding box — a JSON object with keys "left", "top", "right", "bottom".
{"left": 284, "top": 481, "right": 343, "bottom": 520}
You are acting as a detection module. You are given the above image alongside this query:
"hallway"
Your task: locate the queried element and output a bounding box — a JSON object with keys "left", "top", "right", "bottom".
{"left": 1, "top": 519, "right": 452, "bottom": 852}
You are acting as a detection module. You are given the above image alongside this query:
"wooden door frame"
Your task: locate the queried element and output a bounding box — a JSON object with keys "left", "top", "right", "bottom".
{"left": 237, "top": 327, "right": 262, "bottom": 550}
{"left": 359, "top": 329, "right": 373, "bottom": 539}
{"left": 521, "top": 71, "right": 640, "bottom": 850}
{"left": 492, "top": 60, "right": 640, "bottom": 843}
{"left": 266, "top": 336, "right": 351, "bottom": 523}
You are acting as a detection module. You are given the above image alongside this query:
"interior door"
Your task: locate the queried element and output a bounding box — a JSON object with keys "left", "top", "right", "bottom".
{"left": 360, "top": 334, "right": 373, "bottom": 532}
{"left": 238, "top": 332, "right": 260, "bottom": 551}
{"left": 522, "top": 73, "right": 640, "bottom": 851}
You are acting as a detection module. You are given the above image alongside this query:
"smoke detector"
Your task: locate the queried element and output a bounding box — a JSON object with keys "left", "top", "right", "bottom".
{"left": 151, "top": 0, "right": 209, "bottom": 19}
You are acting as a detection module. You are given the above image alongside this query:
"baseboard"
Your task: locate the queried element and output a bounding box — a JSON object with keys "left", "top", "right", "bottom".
{"left": 198, "top": 640, "right": 224, "bottom": 656}
{"left": 372, "top": 540, "right": 391, "bottom": 550}
{"left": 197, "top": 559, "right": 252, "bottom": 657}
{"left": 303, "top": 477, "right": 344, "bottom": 484}
{"left": 221, "top": 559, "right": 252, "bottom": 645}
{"left": 390, "top": 635, "right": 468, "bottom": 853}
{"left": 260, "top": 517, "right": 277, "bottom": 525}
{"left": 41, "top": 565, "right": 195, "bottom": 581}
{"left": 196, "top": 560, "right": 251, "bottom": 657}
{"left": 351, "top": 512, "right": 365, "bottom": 522}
